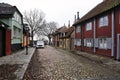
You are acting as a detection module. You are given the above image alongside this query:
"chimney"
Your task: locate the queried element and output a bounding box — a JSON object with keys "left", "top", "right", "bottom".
{"left": 64, "top": 23, "right": 66, "bottom": 27}
{"left": 68, "top": 20, "right": 70, "bottom": 27}
{"left": 77, "top": 11, "right": 79, "bottom": 20}
{"left": 74, "top": 15, "right": 76, "bottom": 23}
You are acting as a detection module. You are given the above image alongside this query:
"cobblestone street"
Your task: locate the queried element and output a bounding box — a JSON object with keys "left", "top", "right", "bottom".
{"left": 23, "top": 46, "right": 120, "bottom": 80}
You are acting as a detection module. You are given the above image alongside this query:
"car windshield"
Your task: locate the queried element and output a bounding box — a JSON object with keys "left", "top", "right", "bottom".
{"left": 37, "top": 41, "right": 44, "bottom": 45}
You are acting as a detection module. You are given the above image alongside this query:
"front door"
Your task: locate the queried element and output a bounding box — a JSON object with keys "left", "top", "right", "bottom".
{"left": 0, "top": 27, "right": 5, "bottom": 57}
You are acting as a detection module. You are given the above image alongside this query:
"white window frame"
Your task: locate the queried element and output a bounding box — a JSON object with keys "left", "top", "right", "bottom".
{"left": 99, "top": 15, "right": 108, "bottom": 27}
{"left": 77, "top": 39, "right": 81, "bottom": 46}
{"left": 99, "top": 38, "right": 107, "bottom": 49}
{"left": 86, "top": 39, "right": 92, "bottom": 47}
{"left": 76, "top": 25, "right": 80, "bottom": 33}
{"left": 75, "top": 39, "right": 81, "bottom": 46}
{"left": 86, "top": 22, "right": 92, "bottom": 31}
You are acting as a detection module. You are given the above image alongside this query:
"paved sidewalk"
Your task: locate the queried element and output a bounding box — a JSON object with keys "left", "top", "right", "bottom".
{"left": 73, "top": 51, "right": 120, "bottom": 73}
{"left": 0, "top": 47, "right": 36, "bottom": 80}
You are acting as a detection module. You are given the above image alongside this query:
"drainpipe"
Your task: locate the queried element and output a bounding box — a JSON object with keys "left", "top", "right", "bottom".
{"left": 111, "top": 11, "right": 115, "bottom": 57}
{"left": 74, "top": 26, "right": 76, "bottom": 50}
{"left": 93, "top": 19, "right": 96, "bottom": 53}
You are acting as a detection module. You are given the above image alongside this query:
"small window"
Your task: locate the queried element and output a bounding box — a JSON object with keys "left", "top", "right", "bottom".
{"left": 76, "top": 39, "right": 81, "bottom": 46}
{"left": 18, "top": 29, "right": 21, "bottom": 37}
{"left": 86, "top": 39, "right": 92, "bottom": 47}
{"left": 13, "top": 26, "right": 17, "bottom": 37}
{"left": 76, "top": 25, "right": 80, "bottom": 33}
{"left": 99, "top": 15, "right": 108, "bottom": 27}
{"left": 99, "top": 38, "right": 107, "bottom": 49}
{"left": 86, "top": 22, "right": 92, "bottom": 31}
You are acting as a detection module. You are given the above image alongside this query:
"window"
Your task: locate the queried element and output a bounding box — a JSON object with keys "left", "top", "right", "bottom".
{"left": 63, "top": 33, "right": 66, "bottom": 36}
{"left": 86, "top": 22, "right": 92, "bottom": 31}
{"left": 76, "top": 25, "right": 80, "bottom": 33}
{"left": 74, "top": 39, "right": 81, "bottom": 46}
{"left": 13, "top": 26, "right": 21, "bottom": 38}
{"left": 13, "top": 26, "right": 17, "bottom": 37}
{"left": 77, "top": 39, "right": 81, "bottom": 46}
{"left": 18, "top": 29, "right": 21, "bottom": 37}
{"left": 99, "top": 15, "right": 108, "bottom": 27}
{"left": 99, "top": 38, "right": 107, "bottom": 49}
{"left": 86, "top": 39, "right": 93, "bottom": 47}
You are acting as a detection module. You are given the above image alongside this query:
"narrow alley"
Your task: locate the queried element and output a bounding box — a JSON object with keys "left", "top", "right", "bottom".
{"left": 23, "top": 46, "right": 120, "bottom": 80}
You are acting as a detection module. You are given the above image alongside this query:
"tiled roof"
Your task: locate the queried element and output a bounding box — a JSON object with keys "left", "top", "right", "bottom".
{"left": 73, "top": 0, "right": 120, "bottom": 25}
{"left": 52, "top": 26, "right": 67, "bottom": 36}
{"left": 62, "top": 26, "right": 74, "bottom": 38}
{"left": 58, "top": 26, "right": 67, "bottom": 33}
{"left": 64, "top": 26, "right": 74, "bottom": 38}
{"left": 0, "top": 3, "right": 15, "bottom": 15}
{"left": 0, "top": 3, "right": 22, "bottom": 18}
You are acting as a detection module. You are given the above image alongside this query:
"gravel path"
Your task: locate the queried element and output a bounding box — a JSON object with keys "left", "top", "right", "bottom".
{"left": 23, "top": 46, "right": 120, "bottom": 80}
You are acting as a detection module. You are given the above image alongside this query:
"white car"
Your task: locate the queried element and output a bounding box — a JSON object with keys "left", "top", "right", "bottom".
{"left": 36, "top": 41, "right": 45, "bottom": 48}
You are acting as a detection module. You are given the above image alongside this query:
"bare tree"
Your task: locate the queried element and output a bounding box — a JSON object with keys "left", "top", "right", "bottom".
{"left": 24, "top": 9, "right": 46, "bottom": 46}
{"left": 37, "top": 21, "right": 58, "bottom": 45}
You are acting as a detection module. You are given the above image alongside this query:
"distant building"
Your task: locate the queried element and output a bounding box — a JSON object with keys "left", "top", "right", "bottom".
{"left": 52, "top": 25, "right": 75, "bottom": 50}
{"left": 0, "top": 3, "right": 23, "bottom": 56}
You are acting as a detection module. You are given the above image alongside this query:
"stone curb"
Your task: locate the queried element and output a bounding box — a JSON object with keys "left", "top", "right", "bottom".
{"left": 15, "top": 48, "right": 36, "bottom": 80}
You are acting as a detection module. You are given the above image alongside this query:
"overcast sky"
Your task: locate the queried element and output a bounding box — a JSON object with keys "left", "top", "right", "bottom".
{"left": 0, "top": 0, "right": 103, "bottom": 27}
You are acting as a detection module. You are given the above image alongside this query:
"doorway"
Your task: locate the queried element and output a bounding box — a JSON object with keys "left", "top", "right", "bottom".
{"left": 0, "top": 27, "right": 5, "bottom": 57}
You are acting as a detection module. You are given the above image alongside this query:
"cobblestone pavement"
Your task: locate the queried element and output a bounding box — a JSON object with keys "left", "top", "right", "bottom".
{"left": 0, "top": 64, "right": 23, "bottom": 80}
{"left": 23, "top": 46, "right": 120, "bottom": 80}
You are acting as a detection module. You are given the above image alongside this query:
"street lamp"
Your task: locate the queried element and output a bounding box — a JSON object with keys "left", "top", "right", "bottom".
{"left": 25, "top": 26, "right": 30, "bottom": 55}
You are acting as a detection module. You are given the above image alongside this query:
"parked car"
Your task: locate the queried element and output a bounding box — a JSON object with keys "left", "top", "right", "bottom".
{"left": 36, "top": 40, "right": 45, "bottom": 48}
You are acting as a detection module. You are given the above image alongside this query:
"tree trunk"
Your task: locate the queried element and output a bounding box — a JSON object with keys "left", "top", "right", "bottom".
{"left": 31, "top": 31, "right": 34, "bottom": 46}
{"left": 48, "top": 37, "right": 51, "bottom": 45}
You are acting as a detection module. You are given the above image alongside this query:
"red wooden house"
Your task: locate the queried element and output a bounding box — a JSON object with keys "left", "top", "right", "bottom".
{"left": 73, "top": 0, "right": 120, "bottom": 60}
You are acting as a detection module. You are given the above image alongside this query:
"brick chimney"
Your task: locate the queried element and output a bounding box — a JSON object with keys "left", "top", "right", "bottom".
{"left": 74, "top": 15, "right": 76, "bottom": 23}
{"left": 77, "top": 11, "right": 79, "bottom": 20}
{"left": 68, "top": 20, "right": 70, "bottom": 28}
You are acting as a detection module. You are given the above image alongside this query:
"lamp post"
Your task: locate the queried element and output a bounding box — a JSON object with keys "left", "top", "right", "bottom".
{"left": 25, "top": 26, "right": 29, "bottom": 55}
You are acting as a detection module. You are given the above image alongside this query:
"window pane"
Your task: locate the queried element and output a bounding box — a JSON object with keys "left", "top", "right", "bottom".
{"left": 99, "top": 16, "right": 108, "bottom": 27}
{"left": 104, "top": 16, "right": 108, "bottom": 26}
{"left": 76, "top": 26, "right": 80, "bottom": 33}
{"left": 86, "top": 22, "right": 92, "bottom": 31}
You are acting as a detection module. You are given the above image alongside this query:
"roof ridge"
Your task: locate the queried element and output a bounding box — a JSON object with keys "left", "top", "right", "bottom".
{"left": 0, "top": 3, "right": 13, "bottom": 7}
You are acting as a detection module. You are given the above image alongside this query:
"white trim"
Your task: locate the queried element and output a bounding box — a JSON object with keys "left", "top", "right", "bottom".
{"left": 111, "top": 11, "right": 114, "bottom": 57}
{"left": 117, "top": 34, "right": 120, "bottom": 59}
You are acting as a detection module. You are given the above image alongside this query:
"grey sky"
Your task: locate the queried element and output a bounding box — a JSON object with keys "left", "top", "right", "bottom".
{"left": 0, "top": 0, "right": 103, "bottom": 27}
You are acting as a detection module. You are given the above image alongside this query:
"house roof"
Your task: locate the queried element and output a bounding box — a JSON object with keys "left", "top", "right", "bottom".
{"left": 64, "top": 26, "right": 74, "bottom": 38}
{"left": 53, "top": 26, "right": 67, "bottom": 35}
{"left": 58, "top": 26, "right": 67, "bottom": 33}
{"left": 0, "top": 20, "right": 9, "bottom": 27}
{"left": 0, "top": 3, "right": 23, "bottom": 18}
{"left": 73, "top": 0, "right": 120, "bottom": 25}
